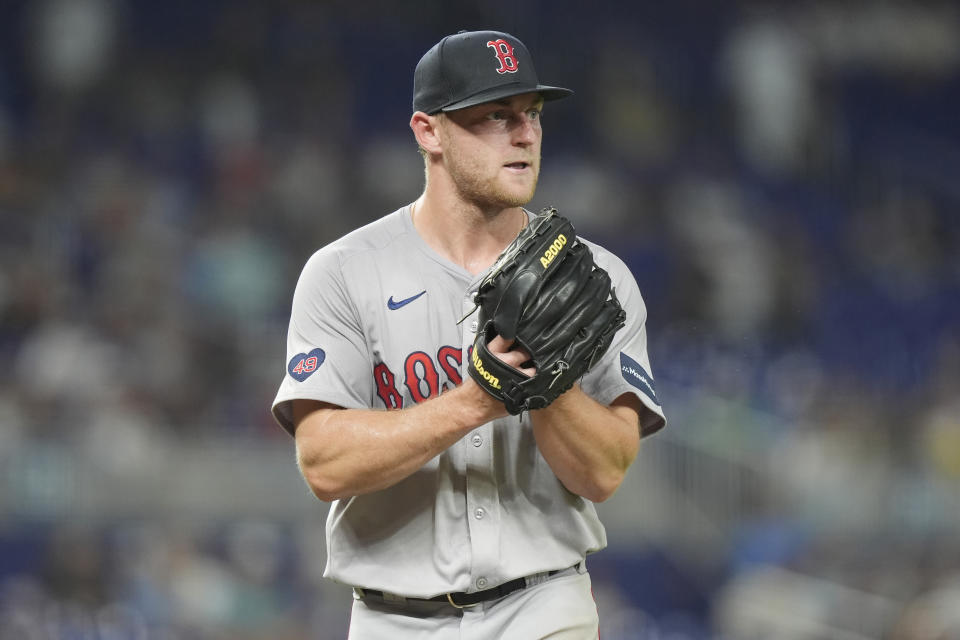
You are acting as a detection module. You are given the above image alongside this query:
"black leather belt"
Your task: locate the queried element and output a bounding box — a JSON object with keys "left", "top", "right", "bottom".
{"left": 356, "top": 568, "right": 564, "bottom": 609}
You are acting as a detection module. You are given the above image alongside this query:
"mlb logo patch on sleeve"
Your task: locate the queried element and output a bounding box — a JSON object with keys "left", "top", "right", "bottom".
{"left": 620, "top": 352, "right": 660, "bottom": 406}
{"left": 288, "top": 348, "right": 326, "bottom": 382}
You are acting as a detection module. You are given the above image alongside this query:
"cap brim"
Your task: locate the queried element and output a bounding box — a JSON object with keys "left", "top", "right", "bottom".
{"left": 439, "top": 84, "right": 573, "bottom": 113}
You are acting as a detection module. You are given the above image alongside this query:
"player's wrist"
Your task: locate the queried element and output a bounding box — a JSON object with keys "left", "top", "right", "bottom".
{"left": 449, "top": 375, "right": 509, "bottom": 426}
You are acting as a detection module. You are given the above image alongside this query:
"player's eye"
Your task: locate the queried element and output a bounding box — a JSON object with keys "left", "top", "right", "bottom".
{"left": 487, "top": 111, "right": 506, "bottom": 121}
{"left": 527, "top": 109, "right": 542, "bottom": 121}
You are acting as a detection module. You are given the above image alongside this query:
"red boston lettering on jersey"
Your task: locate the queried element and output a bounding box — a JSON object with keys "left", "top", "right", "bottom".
{"left": 437, "top": 345, "right": 462, "bottom": 387}
{"left": 372, "top": 347, "right": 464, "bottom": 409}
{"left": 486, "top": 39, "right": 519, "bottom": 74}
{"left": 404, "top": 351, "right": 439, "bottom": 403}
{"left": 374, "top": 362, "right": 403, "bottom": 410}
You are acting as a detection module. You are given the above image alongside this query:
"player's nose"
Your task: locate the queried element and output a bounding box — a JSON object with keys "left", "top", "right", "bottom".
{"left": 511, "top": 115, "right": 539, "bottom": 146}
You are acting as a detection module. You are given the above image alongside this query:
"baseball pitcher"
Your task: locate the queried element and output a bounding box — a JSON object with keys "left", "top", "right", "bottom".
{"left": 272, "top": 29, "right": 666, "bottom": 639}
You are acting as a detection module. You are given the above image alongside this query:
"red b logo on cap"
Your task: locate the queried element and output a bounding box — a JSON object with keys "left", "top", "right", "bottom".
{"left": 486, "top": 39, "right": 519, "bottom": 74}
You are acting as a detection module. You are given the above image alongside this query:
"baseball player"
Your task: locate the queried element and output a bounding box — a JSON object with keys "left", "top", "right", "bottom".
{"left": 272, "top": 30, "right": 666, "bottom": 638}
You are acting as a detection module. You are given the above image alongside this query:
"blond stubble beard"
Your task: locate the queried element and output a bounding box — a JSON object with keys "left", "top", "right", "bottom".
{"left": 439, "top": 125, "right": 540, "bottom": 210}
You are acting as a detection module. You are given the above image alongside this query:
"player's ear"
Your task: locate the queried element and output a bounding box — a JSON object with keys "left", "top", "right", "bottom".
{"left": 410, "top": 111, "right": 443, "bottom": 155}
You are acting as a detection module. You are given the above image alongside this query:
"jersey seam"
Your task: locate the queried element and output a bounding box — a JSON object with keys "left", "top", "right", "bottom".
{"left": 334, "top": 243, "right": 375, "bottom": 376}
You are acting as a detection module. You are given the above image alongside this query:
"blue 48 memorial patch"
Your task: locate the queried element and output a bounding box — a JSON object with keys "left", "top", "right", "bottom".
{"left": 619, "top": 352, "right": 660, "bottom": 406}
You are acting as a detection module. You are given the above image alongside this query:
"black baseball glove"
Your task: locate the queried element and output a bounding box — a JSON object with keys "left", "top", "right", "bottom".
{"left": 465, "top": 207, "right": 626, "bottom": 415}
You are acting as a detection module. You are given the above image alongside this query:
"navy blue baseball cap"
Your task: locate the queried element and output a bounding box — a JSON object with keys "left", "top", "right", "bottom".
{"left": 413, "top": 30, "right": 573, "bottom": 114}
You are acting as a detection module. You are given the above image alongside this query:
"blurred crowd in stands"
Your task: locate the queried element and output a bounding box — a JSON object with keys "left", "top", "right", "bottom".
{"left": 1, "top": 0, "right": 958, "bottom": 638}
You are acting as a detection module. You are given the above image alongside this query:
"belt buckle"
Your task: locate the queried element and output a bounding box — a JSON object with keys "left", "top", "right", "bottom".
{"left": 446, "top": 592, "right": 480, "bottom": 609}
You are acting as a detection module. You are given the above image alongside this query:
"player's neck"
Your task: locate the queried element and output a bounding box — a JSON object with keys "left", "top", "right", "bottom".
{"left": 411, "top": 194, "right": 527, "bottom": 275}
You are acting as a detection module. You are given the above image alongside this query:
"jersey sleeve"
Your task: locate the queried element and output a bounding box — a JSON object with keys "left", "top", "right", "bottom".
{"left": 271, "top": 247, "right": 372, "bottom": 435}
{"left": 580, "top": 248, "right": 666, "bottom": 437}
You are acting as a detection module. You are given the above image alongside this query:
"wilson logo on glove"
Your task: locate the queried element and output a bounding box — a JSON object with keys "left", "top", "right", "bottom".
{"left": 540, "top": 234, "right": 567, "bottom": 269}
{"left": 471, "top": 349, "right": 502, "bottom": 389}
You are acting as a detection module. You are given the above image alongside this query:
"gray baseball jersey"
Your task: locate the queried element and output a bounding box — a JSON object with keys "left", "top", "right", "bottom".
{"left": 272, "top": 204, "right": 666, "bottom": 598}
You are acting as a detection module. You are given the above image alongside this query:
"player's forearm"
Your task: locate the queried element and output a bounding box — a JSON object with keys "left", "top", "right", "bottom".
{"left": 530, "top": 387, "right": 640, "bottom": 502}
{"left": 294, "top": 381, "right": 503, "bottom": 501}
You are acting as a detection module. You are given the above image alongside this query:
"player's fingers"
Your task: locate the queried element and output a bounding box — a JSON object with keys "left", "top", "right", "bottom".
{"left": 488, "top": 335, "right": 536, "bottom": 377}
{"left": 515, "top": 362, "right": 536, "bottom": 378}
{"left": 500, "top": 352, "right": 535, "bottom": 377}
{"left": 487, "top": 334, "right": 520, "bottom": 360}
{"left": 487, "top": 334, "right": 513, "bottom": 354}
{"left": 515, "top": 350, "right": 537, "bottom": 377}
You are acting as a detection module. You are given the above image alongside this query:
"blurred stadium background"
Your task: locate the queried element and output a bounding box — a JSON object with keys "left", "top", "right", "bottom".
{"left": 1, "top": 1, "right": 959, "bottom": 638}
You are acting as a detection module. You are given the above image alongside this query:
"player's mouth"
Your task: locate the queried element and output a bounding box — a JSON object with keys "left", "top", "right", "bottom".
{"left": 504, "top": 161, "right": 531, "bottom": 172}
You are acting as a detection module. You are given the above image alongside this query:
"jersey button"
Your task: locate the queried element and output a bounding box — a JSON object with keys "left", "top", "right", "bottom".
{"left": 474, "top": 507, "right": 485, "bottom": 519}
{"left": 469, "top": 320, "right": 479, "bottom": 333}
{"left": 476, "top": 577, "right": 488, "bottom": 589}
{"left": 471, "top": 433, "right": 483, "bottom": 447}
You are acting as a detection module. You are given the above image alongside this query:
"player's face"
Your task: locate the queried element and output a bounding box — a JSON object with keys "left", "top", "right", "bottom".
{"left": 438, "top": 93, "right": 544, "bottom": 209}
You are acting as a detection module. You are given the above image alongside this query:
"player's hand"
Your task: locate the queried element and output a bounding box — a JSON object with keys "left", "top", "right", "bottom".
{"left": 486, "top": 334, "right": 536, "bottom": 377}
{"left": 455, "top": 334, "right": 536, "bottom": 425}
{"left": 456, "top": 334, "right": 534, "bottom": 425}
